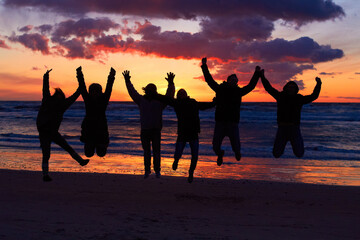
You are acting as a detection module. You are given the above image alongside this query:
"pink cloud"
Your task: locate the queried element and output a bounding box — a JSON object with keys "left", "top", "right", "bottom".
{"left": 0, "top": 39, "right": 10, "bottom": 49}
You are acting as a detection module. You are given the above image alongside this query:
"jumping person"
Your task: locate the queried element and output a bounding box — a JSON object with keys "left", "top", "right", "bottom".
{"left": 260, "top": 69, "right": 322, "bottom": 158}
{"left": 123, "top": 70, "right": 175, "bottom": 178}
{"left": 37, "top": 69, "right": 89, "bottom": 182}
{"left": 156, "top": 88, "right": 215, "bottom": 183}
{"left": 201, "top": 57, "right": 261, "bottom": 166}
{"left": 76, "top": 66, "right": 116, "bottom": 157}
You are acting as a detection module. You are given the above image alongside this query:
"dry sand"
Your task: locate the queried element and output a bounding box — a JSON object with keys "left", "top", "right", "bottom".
{"left": 1, "top": 169, "right": 359, "bottom": 239}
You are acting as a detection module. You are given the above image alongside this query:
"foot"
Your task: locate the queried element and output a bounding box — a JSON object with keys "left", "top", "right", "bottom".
{"left": 235, "top": 152, "right": 241, "bottom": 161}
{"left": 43, "top": 175, "right": 52, "bottom": 182}
{"left": 144, "top": 171, "right": 151, "bottom": 179}
{"left": 188, "top": 171, "right": 194, "bottom": 183}
{"left": 155, "top": 171, "right": 161, "bottom": 178}
{"left": 80, "top": 159, "right": 90, "bottom": 166}
{"left": 172, "top": 159, "right": 179, "bottom": 171}
{"left": 217, "top": 150, "right": 224, "bottom": 166}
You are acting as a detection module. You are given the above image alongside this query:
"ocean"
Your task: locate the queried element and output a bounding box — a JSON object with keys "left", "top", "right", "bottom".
{"left": 0, "top": 101, "right": 359, "bottom": 185}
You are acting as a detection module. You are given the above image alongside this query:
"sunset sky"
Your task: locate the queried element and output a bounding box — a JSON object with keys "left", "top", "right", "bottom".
{"left": 0, "top": 0, "right": 359, "bottom": 102}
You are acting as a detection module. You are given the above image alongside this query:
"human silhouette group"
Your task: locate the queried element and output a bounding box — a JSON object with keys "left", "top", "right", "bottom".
{"left": 37, "top": 58, "right": 322, "bottom": 183}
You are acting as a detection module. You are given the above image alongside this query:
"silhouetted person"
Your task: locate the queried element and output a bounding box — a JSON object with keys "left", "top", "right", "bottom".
{"left": 201, "top": 57, "right": 260, "bottom": 166}
{"left": 76, "top": 67, "right": 116, "bottom": 157}
{"left": 157, "top": 89, "right": 216, "bottom": 183}
{"left": 123, "top": 70, "right": 175, "bottom": 178}
{"left": 260, "top": 69, "right": 322, "bottom": 158}
{"left": 37, "top": 69, "right": 89, "bottom": 182}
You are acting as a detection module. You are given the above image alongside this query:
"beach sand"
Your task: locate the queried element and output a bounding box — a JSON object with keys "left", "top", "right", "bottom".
{"left": 1, "top": 169, "right": 359, "bottom": 239}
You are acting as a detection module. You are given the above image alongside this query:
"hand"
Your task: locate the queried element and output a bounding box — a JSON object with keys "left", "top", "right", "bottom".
{"left": 260, "top": 69, "right": 265, "bottom": 78}
{"left": 110, "top": 67, "right": 116, "bottom": 76}
{"left": 202, "top": 57, "right": 207, "bottom": 65}
{"left": 315, "top": 77, "right": 322, "bottom": 84}
{"left": 255, "top": 66, "right": 261, "bottom": 72}
{"left": 44, "top": 69, "right": 52, "bottom": 77}
{"left": 76, "top": 66, "right": 83, "bottom": 78}
{"left": 122, "top": 70, "right": 131, "bottom": 81}
{"left": 165, "top": 72, "right": 175, "bottom": 83}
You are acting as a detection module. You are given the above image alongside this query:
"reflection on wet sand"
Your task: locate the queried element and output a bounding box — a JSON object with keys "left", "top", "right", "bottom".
{"left": 0, "top": 150, "right": 359, "bottom": 186}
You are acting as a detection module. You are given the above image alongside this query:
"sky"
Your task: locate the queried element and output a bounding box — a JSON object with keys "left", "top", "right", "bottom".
{"left": 0, "top": 0, "right": 359, "bottom": 102}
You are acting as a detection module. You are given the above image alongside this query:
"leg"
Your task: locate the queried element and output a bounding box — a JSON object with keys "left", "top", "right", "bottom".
{"left": 141, "top": 130, "right": 152, "bottom": 177}
{"left": 152, "top": 129, "right": 161, "bottom": 177}
{"left": 212, "top": 122, "right": 225, "bottom": 156}
{"left": 228, "top": 123, "right": 241, "bottom": 161}
{"left": 84, "top": 143, "right": 95, "bottom": 157}
{"left": 52, "top": 132, "right": 88, "bottom": 166}
{"left": 173, "top": 139, "right": 186, "bottom": 170}
{"left": 290, "top": 126, "right": 304, "bottom": 158}
{"left": 213, "top": 122, "right": 225, "bottom": 166}
{"left": 189, "top": 139, "right": 199, "bottom": 172}
{"left": 188, "top": 139, "right": 199, "bottom": 183}
{"left": 272, "top": 127, "right": 288, "bottom": 158}
{"left": 96, "top": 144, "right": 108, "bottom": 157}
{"left": 39, "top": 134, "right": 51, "bottom": 180}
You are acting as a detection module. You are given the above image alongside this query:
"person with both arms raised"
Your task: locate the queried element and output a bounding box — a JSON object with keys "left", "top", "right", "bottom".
{"left": 76, "top": 66, "right": 116, "bottom": 158}
{"left": 123, "top": 70, "right": 175, "bottom": 179}
{"left": 156, "top": 88, "right": 216, "bottom": 183}
{"left": 37, "top": 69, "right": 89, "bottom": 182}
{"left": 260, "top": 69, "right": 322, "bottom": 158}
{"left": 201, "top": 57, "right": 261, "bottom": 166}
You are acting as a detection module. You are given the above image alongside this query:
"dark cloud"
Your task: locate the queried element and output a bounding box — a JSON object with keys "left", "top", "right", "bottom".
{"left": 2, "top": 0, "right": 345, "bottom": 24}
{"left": 8, "top": 33, "right": 49, "bottom": 54}
{"left": 35, "top": 24, "right": 53, "bottom": 34}
{"left": 204, "top": 60, "right": 313, "bottom": 90}
{"left": 91, "top": 35, "right": 134, "bottom": 53}
{"left": 59, "top": 38, "right": 94, "bottom": 59}
{"left": 18, "top": 25, "right": 33, "bottom": 32}
{"left": 200, "top": 16, "right": 274, "bottom": 41}
{"left": 129, "top": 23, "right": 344, "bottom": 64}
{"left": 51, "top": 18, "right": 120, "bottom": 42}
{"left": 355, "top": 72, "right": 360, "bottom": 75}
{"left": 250, "top": 37, "right": 344, "bottom": 63}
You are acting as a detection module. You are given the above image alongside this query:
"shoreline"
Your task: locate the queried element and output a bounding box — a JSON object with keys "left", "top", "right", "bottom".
{"left": 1, "top": 169, "right": 359, "bottom": 239}
{"left": 1, "top": 150, "right": 360, "bottom": 187}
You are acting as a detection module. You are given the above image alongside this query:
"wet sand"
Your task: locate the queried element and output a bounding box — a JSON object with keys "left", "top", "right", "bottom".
{"left": 1, "top": 169, "right": 359, "bottom": 239}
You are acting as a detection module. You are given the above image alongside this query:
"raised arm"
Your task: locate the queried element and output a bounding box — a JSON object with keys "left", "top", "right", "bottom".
{"left": 198, "top": 97, "right": 216, "bottom": 110}
{"left": 260, "top": 69, "right": 280, "bottom": 100}
{"left": 104, "top": 67, "right": 116, "bottom": 103}
{"left": 240, "top": 66, "right": 261, "bottom": 96}
{"left": 165, "top": 72, "right": 175, "bottom": 98}
{"left": 201, "top": 57, "right": 219, "bottom": 92}
{"left": 302, "top": 77, "right": 322, "bottom": 104}
{"left": 64, "top": 87, "right": 81, "bottom": 110}
{"left": 123, "top": 70, "right": 142, "bottom": 105}
{"left": 42, "top": 69, "right": 52, "bottom": 99}
{"left": 155, "top": 93, "right": 176, "bottom": 107}
{"left": 76, "top": 66, "right": 89, "bottom": 101}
